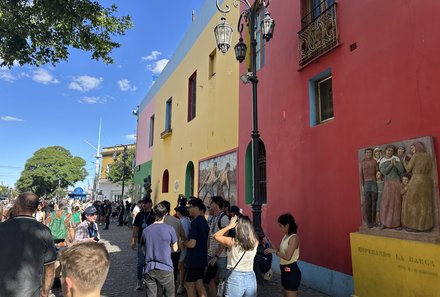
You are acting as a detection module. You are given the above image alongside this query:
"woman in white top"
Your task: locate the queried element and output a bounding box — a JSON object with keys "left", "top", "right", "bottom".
{"left": 264, "top": 213, "right": 301, "bottom": 297}
{"left": 214, "top": 215, "right": 258, "bottom": 297}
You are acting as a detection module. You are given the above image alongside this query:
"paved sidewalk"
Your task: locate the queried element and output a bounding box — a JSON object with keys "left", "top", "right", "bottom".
{"left": 53, "top": 220, "right": 329, "bottom": 296}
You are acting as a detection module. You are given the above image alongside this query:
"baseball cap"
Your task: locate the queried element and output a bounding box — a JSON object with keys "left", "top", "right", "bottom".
{"left": 85, "top": 206, "right": 97, "bottom": 215}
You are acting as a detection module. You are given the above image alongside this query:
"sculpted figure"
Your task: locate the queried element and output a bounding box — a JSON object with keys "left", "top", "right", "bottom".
{"left": 375, "top": 171, "right": 384, "bottom": 225}
{"left": 397, "top": 145, "right": 407, "bottom": 174}
{"left": 402, "top": 142, "right": 434, "bottom": 231}
{"left": 379, "top": 145, "right": 404, "bottom": 229}
{"left": 373, "top": 147, "right": 383, "bottom": 164}
{"left": 360, "top": 148, "right": 379, "bottom": 228}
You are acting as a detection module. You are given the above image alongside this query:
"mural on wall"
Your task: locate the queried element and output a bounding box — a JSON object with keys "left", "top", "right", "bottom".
{"left": 198, "top": 150, "right": 237, "bottom": 206}
{"left": 358, "top": 136, "right": 439, "bottom": 236}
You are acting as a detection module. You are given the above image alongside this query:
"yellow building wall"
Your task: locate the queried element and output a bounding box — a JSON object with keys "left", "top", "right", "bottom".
{"left": 150, "top": 3, "right": 239, "bottom": 205}
{"left": 351, "top": 233, "right": 440, "bottom": 297}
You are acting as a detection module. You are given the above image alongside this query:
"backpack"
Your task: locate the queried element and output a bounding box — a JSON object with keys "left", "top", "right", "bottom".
{"left": 49, "top": 211, "right": 67, "bottom": 240}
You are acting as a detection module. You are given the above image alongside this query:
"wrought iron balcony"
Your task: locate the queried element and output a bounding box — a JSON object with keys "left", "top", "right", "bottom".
{"left": 298, "top": 1, "right": 339, "bottom": 67}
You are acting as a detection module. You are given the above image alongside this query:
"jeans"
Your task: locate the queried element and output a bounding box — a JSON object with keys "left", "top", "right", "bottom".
{"left": 137, "top": 244, "right": 145, "bottom": 280}
{"left": 225, "top": 270, "right": 256, "bottom": 297}
{"left": 144, "top": 269, "right": 175, "bottom": 297}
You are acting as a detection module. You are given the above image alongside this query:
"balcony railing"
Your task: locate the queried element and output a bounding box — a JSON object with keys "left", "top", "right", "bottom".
{"left": 298, "top": 1, "right": 339, "bottom": 67}
{"left": 160, "top": 128, "right": 172, "bottom": 139}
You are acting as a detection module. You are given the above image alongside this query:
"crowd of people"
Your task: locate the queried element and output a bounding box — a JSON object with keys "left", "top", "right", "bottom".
{"left": 129, "top": 195, "right": 302, "bottom": 297}
{"left": 0, "top": 192, "right": 302, "bottom": 297}
{"left": 0, "top": 192, "right": 110, "bottom": 297}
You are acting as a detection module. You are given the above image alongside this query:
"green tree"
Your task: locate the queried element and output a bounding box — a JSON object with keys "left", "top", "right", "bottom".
{"left": 16, "top": 146, "right": 87, "bottom": 198}
{"left": 107, "top": 146, "right": 135, "bottom": 189}
{"left": 0, "top": 1, "right": 133, "bottom": 67}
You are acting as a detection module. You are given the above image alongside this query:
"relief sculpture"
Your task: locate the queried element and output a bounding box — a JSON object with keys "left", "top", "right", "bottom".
{"left": 358, "top": 136, "right": 438, "bottom": 239}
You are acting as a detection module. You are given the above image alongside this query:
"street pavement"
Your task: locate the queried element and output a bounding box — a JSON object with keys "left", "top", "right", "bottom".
{"left": 53, "top": 220, "right": 330, "bottom": 297}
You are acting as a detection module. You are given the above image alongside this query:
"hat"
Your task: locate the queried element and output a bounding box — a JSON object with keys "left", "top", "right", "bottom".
{"left": 175, "top": 205, "right": 189, "bottom": 216}
{"left": 85, "top": 206, "right": 97, "bottom": 215}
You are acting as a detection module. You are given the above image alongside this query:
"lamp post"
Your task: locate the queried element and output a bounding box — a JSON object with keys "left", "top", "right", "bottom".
{"left": 214, "top": 0, "right": 275, "bottom": 240}
{"left": 214, "top": 0, "right": 275, "bottom": 283}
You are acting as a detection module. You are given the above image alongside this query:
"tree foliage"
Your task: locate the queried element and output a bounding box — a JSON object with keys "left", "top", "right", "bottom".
{"left": 107, "top": 146, "right": 135, "bottom": 187}
{"left": 0, "top": 0, "right": 133, "bottom": 67}
{"left": 16, "top": 146, "right": 87, "bottom": 198}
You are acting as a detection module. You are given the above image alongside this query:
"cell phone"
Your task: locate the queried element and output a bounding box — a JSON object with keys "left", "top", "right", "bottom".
{"left": 93, "top": 237, "right": 99, "bottom": 242}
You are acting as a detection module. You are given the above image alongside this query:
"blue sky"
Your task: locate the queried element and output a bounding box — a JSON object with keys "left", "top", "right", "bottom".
{"left": 0, "top": 0, "right": 204, "bottom": 189}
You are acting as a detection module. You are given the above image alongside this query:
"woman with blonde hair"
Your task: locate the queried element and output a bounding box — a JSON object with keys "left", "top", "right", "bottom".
{"left": 214, "top": 215, "right": 258, "bottom": 297}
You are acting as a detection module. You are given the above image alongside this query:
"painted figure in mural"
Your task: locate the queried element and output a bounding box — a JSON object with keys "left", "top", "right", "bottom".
{"left": 201, "top": 162, "right": 218, "bottom": 200}
{"left": 373, "top": 147, "right": 383, "bottom": 164}
{"left": 375, "top": 171, "right": 384, "bottom": 226}
{"left": 217, "top": 163, "right": 231, "bottom": 200}
{"left": 402, "top": 142, "right": 434, "bottom": 231}
{"left": 379, "top": 145, "right": 404, "bottom": 229}
{"left": 360, "top": 148, "right": 379, "bottom": 228}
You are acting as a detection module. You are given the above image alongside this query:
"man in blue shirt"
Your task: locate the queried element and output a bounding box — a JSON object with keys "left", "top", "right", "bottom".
{"left": 142, "top": 203, "right": 178, "bottom": 297}
{"left": 182, "top": 198, "right": 209, "bottom": 297}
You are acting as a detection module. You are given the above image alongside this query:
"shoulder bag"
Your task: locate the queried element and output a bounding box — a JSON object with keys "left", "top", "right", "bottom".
{"left": 217, "top": 250, "right": 246, "bottom": 297}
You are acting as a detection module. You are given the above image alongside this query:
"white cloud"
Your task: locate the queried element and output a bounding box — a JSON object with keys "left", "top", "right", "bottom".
{"left": 32, "top": 68, "right": 59, "bottom": 84}
{"left": 142, "top": 51, "right": 162, "bottom": 61}
{"left": 0, "top": 59, "right": 18, "bottom": 82}
{"left": 0, "top": 70, "right": 17, "bottom": 82}
{"left": 77, "top": 96, "right": 107, "bottom": 104}
{"left": 117, "top": 79, "right": 137, "bottom": 91}
{"left": 147, "top": 59, "right": 169, "bottom": 74}
{"left": 125, "top": 134, "right": 137, "bottom": 141}
{"left": 1, "top": 116, "right": 24, "bottom": 122}
{"left": 69, "top": 75, "right": 103, "bottom": 92}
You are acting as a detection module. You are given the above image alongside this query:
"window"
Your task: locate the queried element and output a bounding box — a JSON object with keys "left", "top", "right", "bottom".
{"left": 165, "top": 98, "right": 172, "bottom": 131}
{"left": 149, "top": 114, "right": 154, "bottom": 147}
{"left": 209, "top": 49, "right": 216, "bottom": 78}
{"left": 299, "top": 0, "right": 338, "bottom": 66}
{"left": 188, "top": 72, "right": 197, "bottom": 122}
{"left": 255, "top": 8, "right": 266, "bottom": 71}
{"left": 301, "top": 0, "right": 335, "bottom": 27}
{"left": 309, "top": 69, "right": 334, "bottom": 126}
{"left": 162, "top": 170, "right": 169, "bottom": 193}
{"left": 106, "top": 164, "right": 111, "bottom": 174}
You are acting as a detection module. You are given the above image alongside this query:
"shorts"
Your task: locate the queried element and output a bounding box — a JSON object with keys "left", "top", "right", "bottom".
{"left": 179, "top": 248, "right": 187, "bottom": 262}
{"left": 203, "top": 256, "right": 228, "bottom": 283}
{"left": 280, "top": 262, "right": 301, "bottom": 291}
{"left": 186, "top": 267, "right": 205, "bottom": 283}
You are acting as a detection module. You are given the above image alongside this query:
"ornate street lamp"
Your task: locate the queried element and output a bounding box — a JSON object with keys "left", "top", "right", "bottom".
{"left": 234, "top": 37, "right": 247, "bottom": 63}
{"left": 261, "top": 11, "right": 275, "bottom": 41}
{"left": 214, "top": 0, "right": 275, "bottom": 283}
{"left": 214, "top": 16, "right": 233, "bottom": 53}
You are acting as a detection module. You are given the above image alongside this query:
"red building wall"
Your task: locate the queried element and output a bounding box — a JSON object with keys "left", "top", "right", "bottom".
{"left": 237, "top": 0, "right": 440, "bottom": 275}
